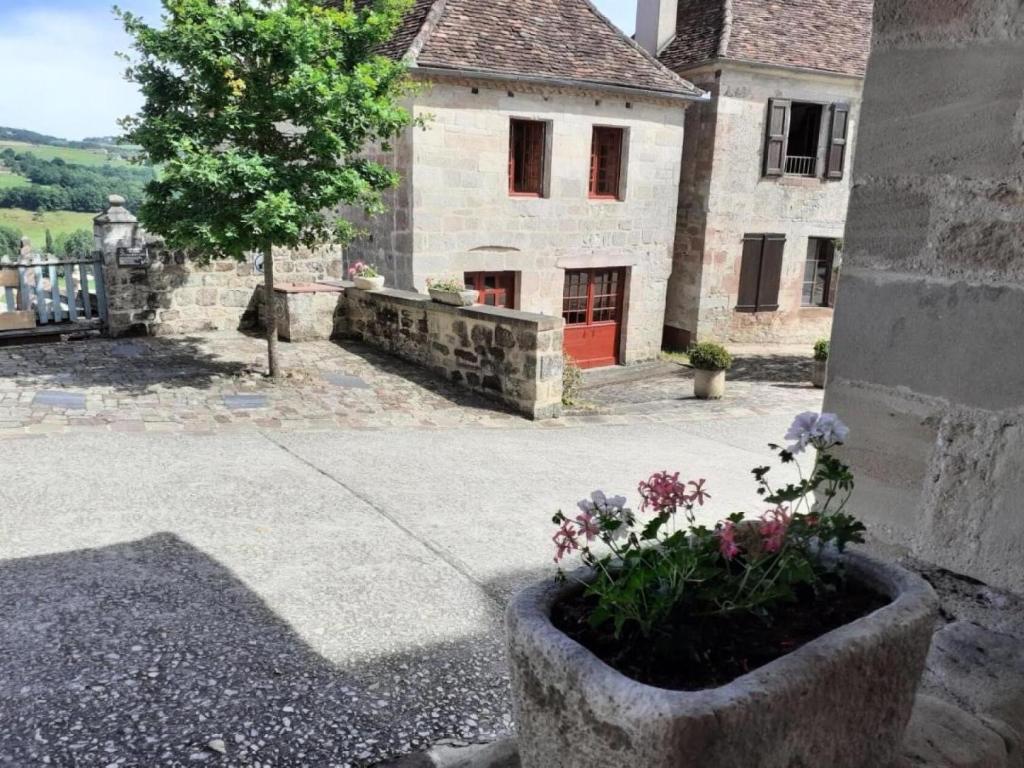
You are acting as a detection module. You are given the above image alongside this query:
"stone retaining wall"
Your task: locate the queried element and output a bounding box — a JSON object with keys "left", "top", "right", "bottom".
{"left": 337, "top": 286, "right": 564, "bottom": 419}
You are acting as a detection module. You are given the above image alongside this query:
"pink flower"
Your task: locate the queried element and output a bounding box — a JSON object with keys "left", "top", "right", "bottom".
{"left": 760, "top": 506, "right": 792, "bottom": 554}
{"left": 348, "top": 266, "right": 357, "bottom": 277}
{"left": 717, "top": 521, "right": 740, "bottom": 561}
{"left": 575, "top": 511, "right": 600, "bottom": 542}
{"left": 553, "top": 521, "right": 580, "bottom": 563}
{"left": 638, "top": 471, "right": 689, "bottom": 514}
{"left": 688, "top": 478, "right": 710, "bottom": 506}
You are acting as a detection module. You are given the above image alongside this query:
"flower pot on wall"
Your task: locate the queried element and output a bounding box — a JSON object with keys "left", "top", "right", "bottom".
{"left": 506, "top": 550, "right": 937, "bottom": 768}
{"left": 693, "top": 369, "right": 726, "bottom": 399}
{"left": 353, "top": 275, "right": 385, "bottom": 291}
{"left": 812, "top": 360, "right": 828, "bottom": 389}
{"left": 428, "top": 287, "right": 478, "bottom": 307}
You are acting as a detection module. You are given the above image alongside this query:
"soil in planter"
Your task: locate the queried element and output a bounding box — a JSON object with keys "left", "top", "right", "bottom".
{"left": 551, "top": 575, "right": 890, "bottom": 691}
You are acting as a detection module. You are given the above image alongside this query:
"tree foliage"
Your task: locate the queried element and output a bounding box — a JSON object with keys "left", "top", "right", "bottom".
{"left": 117, "top": 0, "right": 418, "bottom": 259}
{"left": 0, "top": 225, "right": 20, "bottom": 258}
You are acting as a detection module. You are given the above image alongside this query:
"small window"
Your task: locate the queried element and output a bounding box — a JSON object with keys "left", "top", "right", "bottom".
{"left": 737, "top": 234, "right": 785, "bottom": 313}
{"left": 589, "top": 127, "right": 624, "bottom": 199}
{"left": 802, "top": 238, "right": 837, "bottom": 307}
{"left": 763, "top": 100, "right": 849, "bottom": 179}
{"left": 509, "top": 119, "right": 546, "bottom": 196}
{"left": 465, "top": 271, "right": 516, "bottom": 308}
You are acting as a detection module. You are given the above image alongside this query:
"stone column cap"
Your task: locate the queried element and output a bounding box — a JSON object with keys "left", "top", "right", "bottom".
{"left": 94, "top": 194, "right": 138, "bottom": 225}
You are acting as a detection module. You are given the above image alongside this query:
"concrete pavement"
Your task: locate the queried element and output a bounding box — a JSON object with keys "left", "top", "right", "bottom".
{"left": 0, "top": 410, "right": 817, "bottom": 766}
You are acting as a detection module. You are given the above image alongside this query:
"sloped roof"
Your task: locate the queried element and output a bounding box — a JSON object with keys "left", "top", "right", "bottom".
{"left": 348, "top": 0, "right": 703, "bottom": 98}
{"left": 660, "top": 0, "right": 873, "bottom": 78}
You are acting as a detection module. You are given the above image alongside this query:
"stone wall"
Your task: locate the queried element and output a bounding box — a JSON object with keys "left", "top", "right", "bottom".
{"left": 824, "top": 0, "right": 1024, "bottom": 593}
{"left": 341, "top": 77, "right": 687, "bottom": 365}
{"left": 94, "top": 197, "right": 343, "bottom": 336}
{"left": 666, "top": 63, "right": 863, "bottom": 345}
{"left": 338, "top": 286, "right": 564, "bottom": 419}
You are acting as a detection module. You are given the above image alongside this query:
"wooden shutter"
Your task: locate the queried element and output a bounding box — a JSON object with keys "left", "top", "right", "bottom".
{"left": 509, "top": 120, "right": 546, "bottom": 196}
{"left": 826, "top": 103, "right": 849, "bottom": 180}
{"left": 763, "top": 99, "right": 790, "bottom": 177}
{"left": 737, "top": 235, "right": 764, "bottom": 312}
{"left": 757, "top": 234, "right": 785, "bottom": 311}
{"left": 590, "top": 127, "right": 623, "bottom": 198}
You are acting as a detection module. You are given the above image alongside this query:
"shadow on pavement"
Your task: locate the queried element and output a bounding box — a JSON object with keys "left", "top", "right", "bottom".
{"left": 0, "top": 534, "right": 521, "bottom": 766}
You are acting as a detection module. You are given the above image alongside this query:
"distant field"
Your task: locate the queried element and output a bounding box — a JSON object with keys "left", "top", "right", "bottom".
{"left": 0, "top": 140, "right": 131, "bottom": 167}
{"left": 0, "top": 172, "right": 30, "bottom": 189}
{"left": 0, "top": 208, "right": 95, "bottom": 245}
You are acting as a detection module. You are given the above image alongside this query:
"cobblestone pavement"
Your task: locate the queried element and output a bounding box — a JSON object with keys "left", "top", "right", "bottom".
{"left": 0, "top": 333, "right": 823, "bottom": 439}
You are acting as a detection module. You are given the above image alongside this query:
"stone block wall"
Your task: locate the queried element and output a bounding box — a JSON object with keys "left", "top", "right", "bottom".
{"left": 666, "top": 63, "right": 863, "bottom": 345}
{"left": 824, "top": 0, "right": 1024, "bottom": 593}
{"left": 338, "top": 286, "right": 564, "bottom": 419}
{"left": 94, "top": 198, "right": 343, "bottom": 336}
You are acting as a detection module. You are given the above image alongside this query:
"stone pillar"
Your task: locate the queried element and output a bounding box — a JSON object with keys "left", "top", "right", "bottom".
{"left": 824, "top": 0, "right": 1024, "bottom": 592}
{"left": 93, "top": 194, "right": 141, "bottom": 336}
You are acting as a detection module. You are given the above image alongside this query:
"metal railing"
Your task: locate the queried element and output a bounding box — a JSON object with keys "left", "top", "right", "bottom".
{"left": 784, "top": 155, "right": 817, "bottom": 177}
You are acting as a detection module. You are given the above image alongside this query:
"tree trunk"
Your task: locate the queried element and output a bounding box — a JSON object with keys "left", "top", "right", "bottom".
{"left": 262, "top": 244, "right": 281, "bottom": 379}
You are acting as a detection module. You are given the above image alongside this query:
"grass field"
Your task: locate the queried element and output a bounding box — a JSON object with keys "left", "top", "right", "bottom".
{"left": 0, "top": 172, "right": 30, "bottom": 189}
{"left": 0, "top": 140, "right": 131, "bottom": 167}
{"left": 0, "top": 208, "right": 95, "bottom": 245}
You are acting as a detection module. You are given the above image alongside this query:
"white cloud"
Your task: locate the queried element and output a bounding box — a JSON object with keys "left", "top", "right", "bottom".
{"left": 0, "top": 5, "right": 150, "bottom": 139}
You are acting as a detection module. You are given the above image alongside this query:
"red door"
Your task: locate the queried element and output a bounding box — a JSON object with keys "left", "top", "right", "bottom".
{"left": 562, "top": 268, "right": 625, "bottom": 368}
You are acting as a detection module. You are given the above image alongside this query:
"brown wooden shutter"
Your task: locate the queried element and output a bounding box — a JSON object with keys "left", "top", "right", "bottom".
{"left": 826, "top": 103, "right": 849, "bottom": 180}
{"left": 737, "top": 235, "right": 764, "bottom": 312}
{"left": 589, "top": 128, "right": 600, "bottom": 196}
{"left": 757, "top": 234, "right": 786, "bottom": 311}
{"left": 763, "top": 99, "right": 790, "bottom": 177}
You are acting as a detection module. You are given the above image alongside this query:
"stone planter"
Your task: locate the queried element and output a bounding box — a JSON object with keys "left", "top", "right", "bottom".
{"left": 812, "top": 359, "right": 828, "bottom": 388}
{"left": 506, "top": 550, "right": 937, "bottom": 768}
{"left": 353, "top": 275, "right": 385, "bottom": 291}
{"left": 693, "top": 368, "right": 726, "bottom": 399}
{"left": 429, "top": 287, "right": 478, "bottom": 307}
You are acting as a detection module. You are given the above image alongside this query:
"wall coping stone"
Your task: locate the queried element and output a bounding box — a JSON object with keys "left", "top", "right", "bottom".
{"left": 274, "top": 282, "right": 344, "bottom": 295}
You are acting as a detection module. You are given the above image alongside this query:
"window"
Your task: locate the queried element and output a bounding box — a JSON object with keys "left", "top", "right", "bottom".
{"left": 465, "top": 271, "right": 516, "bottom": 308}
{"left": 509, "top": 119, "right": 546, "bottom": 196}
{"left": 763, "top": 100, "right": 850, "bottom": 179}
{"left": 589, "top": 127, "right": 624, "bottom": 199}
{"left": 802, "top": 238, "right": 837, "bottom": 307}
{"left": 737, "top": 234, "right": 785, "bottom": 313}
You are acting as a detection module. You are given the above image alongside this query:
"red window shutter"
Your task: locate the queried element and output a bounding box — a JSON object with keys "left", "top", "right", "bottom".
{"left": 826, "top": 103, "right": 850, "bottom": 180}
{"left": 757, "top": 235, "right": 786, "bottom": 311}
{"left": 589, "top": 127, "right": 624, "bottom": 198}
{"left": 737, "top": 235, "right": 764, "bottom": 312}
{"left": 763, "top": 99, "right": 790, "bottom": 177}
{"left": 589, "top": 129, "right": 601, "bottom": 195}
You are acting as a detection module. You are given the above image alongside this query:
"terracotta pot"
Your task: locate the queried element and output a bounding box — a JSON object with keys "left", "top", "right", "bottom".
{"left": 812, "top": 359, "right": 828, "bottom": 389}
{"left": 429, "top": 287, "right": 478, "bottom": 306}
{"left": 353, "top": 275, "right": 384, "bottom": 291}
{"left": 693, "top": 369, "right": 726, "bottom": 399}
{"left": 506, "top": 550, "right": 938, "bottom": 768}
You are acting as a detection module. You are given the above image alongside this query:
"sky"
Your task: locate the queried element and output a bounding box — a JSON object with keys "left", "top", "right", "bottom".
{"left": 0, "top": 0, "right": 638, "bottom": 141}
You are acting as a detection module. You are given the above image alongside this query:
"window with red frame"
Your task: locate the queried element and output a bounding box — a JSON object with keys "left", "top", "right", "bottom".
{"left": 464, "top": 271, "right": 516, "bottom": 308}
{"left": 509, "top": 119, "right": 546, "bottom": 196}
{"left": 589, "top": 126, "right": 624, "bottom": 199}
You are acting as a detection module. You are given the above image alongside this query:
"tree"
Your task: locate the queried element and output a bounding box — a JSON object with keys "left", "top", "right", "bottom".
{"left": 118, "top": 0, "right": 417, "bottom": 377}
{"left": 44, "top": 229, "right": 54, "bottom": 255}
{"left": 54, "top": 228, "right": 93, "bottom": 258}
{"left": 0, "top": 225, "right": 20, "bottom": 258}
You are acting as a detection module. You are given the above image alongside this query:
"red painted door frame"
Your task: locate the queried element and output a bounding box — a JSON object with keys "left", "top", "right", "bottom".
{"left": 562, "top": 268, "right": 625, "bottom": 369}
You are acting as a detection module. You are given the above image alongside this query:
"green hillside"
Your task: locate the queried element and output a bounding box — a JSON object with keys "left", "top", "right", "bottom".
{"left": 0, "top": 140, "right": 130, "bottom": 168}
{"left": 0, "top": 208, "right": 96, "bottom": 246}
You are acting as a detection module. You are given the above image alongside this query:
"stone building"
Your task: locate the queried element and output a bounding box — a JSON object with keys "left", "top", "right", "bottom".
{"left": 340, "top": 0, "right": 704, "bottom": 367}
{"left": 636, "top": 0, "right": 873, "bottom": 347}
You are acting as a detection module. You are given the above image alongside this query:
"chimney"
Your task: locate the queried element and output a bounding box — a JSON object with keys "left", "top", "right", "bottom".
{"left": 635, "top": 0, "right": 678, "bottom": 56}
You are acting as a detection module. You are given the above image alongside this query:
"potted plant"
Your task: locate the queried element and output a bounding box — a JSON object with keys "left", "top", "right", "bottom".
{"left": 812, "top": 338, "right": 829, "bottom": 388}
{"left": 426, "top": 276, "right": 478, "bottom": 307}
{"left": 688, "top": 341, "right": 731, "bottom": 399}
{"left": 348, "top": 261, "right": 384, "bottom": 291}
{"left": 507, "top": 413, "right": 938, "bottom": 768}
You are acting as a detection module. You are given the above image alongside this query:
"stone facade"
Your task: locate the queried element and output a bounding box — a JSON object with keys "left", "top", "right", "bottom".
{"left": 338, "top": 286, "right": 564, "bottom": 419}
{"left": 94, "top": 198, "right": 343, "bottom": 337}
{"left": 664, "top": 63, "right": 863, "bottom": 346}
{"left": 343, "top": 77, "right": 687, "bottom": 365}
{"left": 824, "top": 0, "right": 1024, "bottom": 594}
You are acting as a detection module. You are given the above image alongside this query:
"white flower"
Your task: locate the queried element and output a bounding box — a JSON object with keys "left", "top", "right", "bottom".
{"left": 578, "top": 490, "right": 632, "bottom": 539}
{"left": 784, "top": 412, "right": 850, "bottom": 453}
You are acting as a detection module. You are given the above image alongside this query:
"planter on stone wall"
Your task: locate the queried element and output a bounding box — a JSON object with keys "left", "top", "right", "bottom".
{"left": 693, "top": 369, "right": 726, "bottom": 399}
{"left": 428, "top": 287, "right": 478, "bottom": 307}
{"left": 812, "top": 360, "right": 828, "bottom": 389}
{"left": 506, "top": 550, "right": 937, "bottom": 768}
{"left": 353, "top": 275, "right": 385, "bottom": 291}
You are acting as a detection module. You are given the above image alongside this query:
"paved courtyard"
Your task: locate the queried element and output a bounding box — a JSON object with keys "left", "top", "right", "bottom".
{"left": 0, "top": 333, "right": 825, "bottom": 766}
